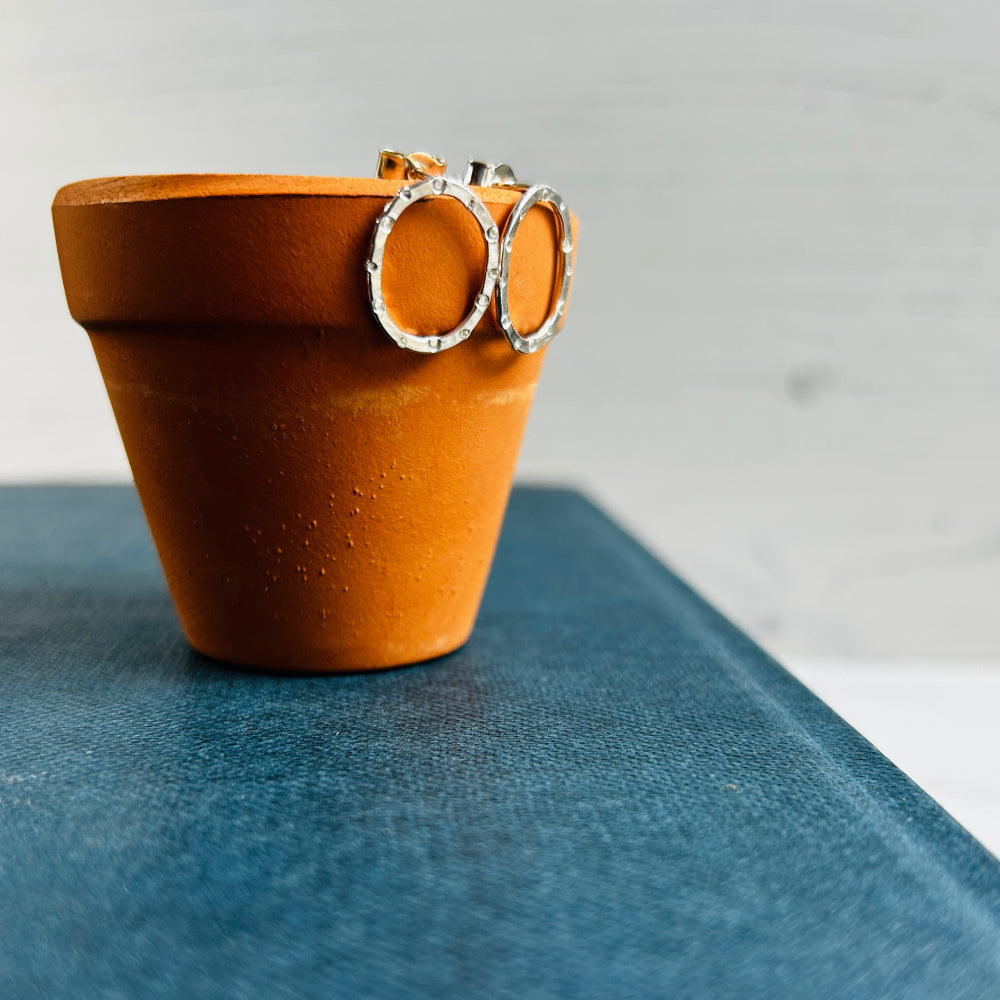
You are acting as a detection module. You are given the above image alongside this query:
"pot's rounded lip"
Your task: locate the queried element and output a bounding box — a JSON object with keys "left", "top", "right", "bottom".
{"left": 52, "top": 174, "right": 526, "bottom": 208}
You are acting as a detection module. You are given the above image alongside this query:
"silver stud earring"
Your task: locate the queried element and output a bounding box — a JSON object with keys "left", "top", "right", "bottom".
{"left": 366, "top": 151, "right": 499, "bottom": 354}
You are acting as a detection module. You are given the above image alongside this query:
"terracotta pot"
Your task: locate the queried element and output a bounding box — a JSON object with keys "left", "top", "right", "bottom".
{"left": 52, "top": 174, "right": 575, "bottom": 672}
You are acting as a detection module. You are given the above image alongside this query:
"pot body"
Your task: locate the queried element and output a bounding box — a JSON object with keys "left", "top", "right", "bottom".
{"left": 52, "top": 175, "right": 571, "bottom": 672}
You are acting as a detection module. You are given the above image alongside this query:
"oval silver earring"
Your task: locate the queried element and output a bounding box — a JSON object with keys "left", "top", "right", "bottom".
{"left": 495, "top": 185, "right": 574, "bottom": 355}
{"left": 367, "top": 175, "right": 500, "bottom": 354}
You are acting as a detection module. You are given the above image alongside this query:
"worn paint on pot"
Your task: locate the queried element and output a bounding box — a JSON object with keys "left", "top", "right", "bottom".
{"left": 53, "top": 174, "right": 575, "bottom": 673}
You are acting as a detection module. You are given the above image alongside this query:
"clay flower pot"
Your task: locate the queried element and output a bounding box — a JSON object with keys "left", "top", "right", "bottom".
{"left": 52, "top": 173, "right": 574, "bottom": 672}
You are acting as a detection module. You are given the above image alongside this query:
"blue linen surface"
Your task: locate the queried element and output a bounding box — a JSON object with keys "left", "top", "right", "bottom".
{"left": 1, "top": 485, "right": 998, "bottom": 998}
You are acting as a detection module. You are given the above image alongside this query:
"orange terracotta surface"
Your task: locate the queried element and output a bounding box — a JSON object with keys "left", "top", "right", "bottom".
{"left": 52, "top": 175, "right": 575, "bottom": 672}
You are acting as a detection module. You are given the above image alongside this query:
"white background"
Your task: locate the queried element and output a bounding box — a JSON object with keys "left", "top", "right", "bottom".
{"left": 3, "top": 1, "right": 999, "bottom": 852}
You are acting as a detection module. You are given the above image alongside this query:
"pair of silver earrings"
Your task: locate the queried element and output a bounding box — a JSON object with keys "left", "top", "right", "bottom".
{"left": 366, "top": 150, "right": 574, "bottom": 355}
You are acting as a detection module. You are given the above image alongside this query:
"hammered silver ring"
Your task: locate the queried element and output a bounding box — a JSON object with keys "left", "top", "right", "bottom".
{"left": 366, "top": 176, "right": 500, "bottom": 354}
{"left": 496, "top": 185, "right": 574, "bottom": 355}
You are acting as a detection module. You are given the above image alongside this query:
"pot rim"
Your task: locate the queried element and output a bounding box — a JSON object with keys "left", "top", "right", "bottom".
{"left": 53, "top": 174, "right": 528, "bottom": 208}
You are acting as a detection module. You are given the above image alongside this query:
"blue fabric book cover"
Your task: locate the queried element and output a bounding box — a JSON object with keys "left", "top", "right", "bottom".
{"left": 2, "top": 485, "right": 999, "bottom": 998}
